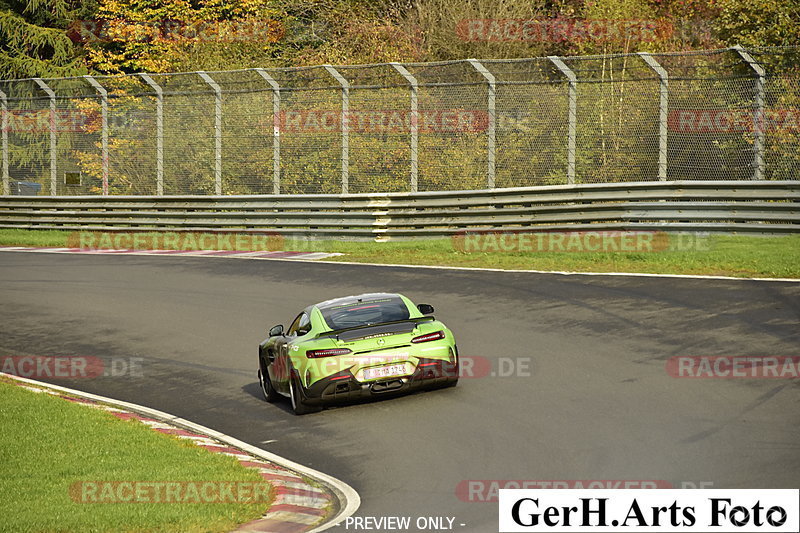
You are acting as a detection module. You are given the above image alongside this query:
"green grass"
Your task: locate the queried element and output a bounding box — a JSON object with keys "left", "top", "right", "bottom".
{"left": 0, "top": 228, "right": 798, "bottom": 278}
{"left": 0, "top": 379, "right": 272, "bottom": 533}
{"left": 0, "top": 229, "right": 70, "bottom": 248}
{"left": 305, "top": 234, "right": 800, "bottom": 279}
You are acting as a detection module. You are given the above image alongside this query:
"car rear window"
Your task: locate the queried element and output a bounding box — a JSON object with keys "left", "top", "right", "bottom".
{"left": 319, "top": 297, "right": 410, "bottom": 330}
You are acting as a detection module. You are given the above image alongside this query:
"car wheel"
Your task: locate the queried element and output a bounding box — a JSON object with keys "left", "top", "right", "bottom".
{"left": 288, "top": 371, "right": 321, "bottom": 415}
{"left": 443, "top": 366, "right": 459, "bottom": 388}
{"left": 443, "top": 348, "right": 459, "bottom": 388}
{"left": 258, "top": 366, "right": 280, "bottom": 403}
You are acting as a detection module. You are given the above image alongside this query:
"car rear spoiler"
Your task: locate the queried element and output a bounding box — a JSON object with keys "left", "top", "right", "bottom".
{"left": 318, "top": 317, "right": 435, "bottom": 342}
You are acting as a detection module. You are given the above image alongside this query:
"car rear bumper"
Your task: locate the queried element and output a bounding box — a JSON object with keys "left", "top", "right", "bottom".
{"left": 302, "top": 357, "right": 458, "bottom": 406}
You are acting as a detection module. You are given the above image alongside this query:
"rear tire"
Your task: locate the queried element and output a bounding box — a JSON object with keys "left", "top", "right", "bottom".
{"left": 289, "top": 371, "right": 321, "bottom": 415}
{"left": 444, "top": 348, "right": 459, "bottom": 388}
{"left": 258, "top": 365, "right": 280, "bottom": 403}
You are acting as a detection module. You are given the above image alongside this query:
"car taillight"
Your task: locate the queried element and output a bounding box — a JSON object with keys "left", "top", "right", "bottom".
{"left": 411, "top": 331, "right": 445, "bottom": 343}
{"left": 306, "top": 348, "right": 352, "bottom": 359}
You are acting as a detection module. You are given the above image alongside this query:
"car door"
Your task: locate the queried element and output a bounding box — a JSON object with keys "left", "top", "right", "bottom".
{"left": 272, "top": 311, "right": 310, "bottom": 392}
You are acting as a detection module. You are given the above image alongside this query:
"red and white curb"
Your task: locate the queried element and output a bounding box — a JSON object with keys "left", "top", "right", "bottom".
{"left": 2, "top": 373, "right": 360, "bottom": 533}
{"left": 0, "top": 246, "right": 342, "bottom": 262}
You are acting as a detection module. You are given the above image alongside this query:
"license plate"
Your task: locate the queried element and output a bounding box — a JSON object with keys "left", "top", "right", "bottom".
{"left": 363, "top": 364, "right": 408, "bottom": 381}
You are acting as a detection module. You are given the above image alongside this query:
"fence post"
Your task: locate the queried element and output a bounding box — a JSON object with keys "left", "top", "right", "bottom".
{"left": 468, "top": 59, "right": 496, "bottom": 189}
{"left": 390, "top": 63, "right": 419, "bottom": 193}
{"left": 138, "top": 74, "right": 164, "bottom": 195}
{"left": 83, "top": 76, "right": 109, "bottom": 195}
{"left": 638, "top": 53, "right": 669, "bottom": 181}
{"left": 33, "top": 78, "right": 57, "bottom": 195}
{"left": 733, "top": 45, "right": 766, "bottom": 180}
{"left": 198, "top": 71, "right": 222, "bottom": 195}
{"left": 324, "top": 65, "right": 349, "bottom": 194}
{"left": 253, "top": 68, "right": 281, "bottom": 194}
{"left": 548, "top": 57, "right": 577, "bottom": 185}
{"left": 0, "top": 87, "right": 7, "bottom": 195}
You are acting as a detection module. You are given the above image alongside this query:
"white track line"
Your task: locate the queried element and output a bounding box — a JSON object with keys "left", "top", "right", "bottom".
{"left": 0, "top": 246, "right": 342, "bottom": 261}
{"left": 1, "top": 373, "right": 360, "bottom": 532}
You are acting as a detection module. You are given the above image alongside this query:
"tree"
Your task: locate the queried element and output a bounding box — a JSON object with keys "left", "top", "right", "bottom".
{"left": 81, "top": 0, "right": 291, "bottom": 73}
{"left": 0, "top": 0, "right": 88, "bottom": 79}
{"left": 714, "top": 0, "right": 800, "bottom": 47}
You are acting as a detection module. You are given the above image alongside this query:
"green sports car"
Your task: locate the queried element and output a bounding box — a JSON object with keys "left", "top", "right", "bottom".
{"left": 257, "top": 293, "right": 459, "bottom": 414}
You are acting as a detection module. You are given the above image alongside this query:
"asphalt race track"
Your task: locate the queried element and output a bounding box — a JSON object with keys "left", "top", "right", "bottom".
{"left": 1, "top": 252, "right": 799, "bottom": 532}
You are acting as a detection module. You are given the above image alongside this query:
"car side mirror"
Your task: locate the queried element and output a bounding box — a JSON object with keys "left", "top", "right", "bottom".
{"left": 269, "top": 324, "right": 284, "bottom": 337}
{"left": 417, "top": 304, "right": 434, "bottom": 315}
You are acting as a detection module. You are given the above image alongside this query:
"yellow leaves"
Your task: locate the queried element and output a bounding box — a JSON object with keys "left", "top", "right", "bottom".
{"left": 581, "top": 0, "right": 656, "bottom": 21}
{"left": 86, "top": 0, "right": 287, "bottom": 73}
{"left": 296, "top": 19, "right": 423, "bottom": 66}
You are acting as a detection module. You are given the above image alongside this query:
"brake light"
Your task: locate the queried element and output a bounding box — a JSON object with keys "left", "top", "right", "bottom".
{"left": 411, "top": 331, "right": 445, "bottom": 343}
{"left": 307, "top": 348, "right": 352, "bottom": 358}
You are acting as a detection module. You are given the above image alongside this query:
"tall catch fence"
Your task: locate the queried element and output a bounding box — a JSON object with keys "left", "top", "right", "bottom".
{"left": 1, "top": 46, "right": 798, "bottom": 197}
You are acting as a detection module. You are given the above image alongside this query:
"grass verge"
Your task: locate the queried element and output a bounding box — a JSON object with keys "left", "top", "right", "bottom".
{"left": 0, "top": 228, "right": 797, "bottom": 278}
{"left": 0, "top": 378, "right": 271, "bottom": 533}
{"left": 307, "top": 234, "right": 800, "bottom": 279}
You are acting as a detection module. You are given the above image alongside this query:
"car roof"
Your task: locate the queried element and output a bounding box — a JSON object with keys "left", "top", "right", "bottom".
{"left": 314, "top": 293, "right": 404, "bottom": 310}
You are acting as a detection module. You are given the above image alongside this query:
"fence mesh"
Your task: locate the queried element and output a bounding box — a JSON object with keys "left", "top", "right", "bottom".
{"left": 1, "top": 46, "right": 798, "bottom": 196}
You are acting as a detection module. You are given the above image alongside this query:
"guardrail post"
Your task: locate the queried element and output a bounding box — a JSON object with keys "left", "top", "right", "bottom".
{"left": 0, "top": 87, "right": 7, "bottom": 195}
{"left": 33, "top": 78, "right": 57, "bottom": 195}
{"left": 138, "top": 74, "right": 164, "bottom": 195}
{"left": 83, "top": 76, "right": 109, "bottom": 195}
{"left": 468, "top": 60, "right": 496, "bottom": 189}
{"left": 324, "top": 65, "right": 349, "bottom": 194}
{"left": 198, "top": 71, "right": 222, "bottom": 195}
{"left": 549, "top": 57, "right": 577, "bottom": 185}
{"left": 733, "top": 46, "right": 766, "bottom": 180}
{"left": 253, "top": 68, "right": 281, "bottom": 194}
{"left": 638, "top": 53, "right": 669, "bottom": 181}
{"left": 390, "top": 63, "right": 419, "bottom": 193}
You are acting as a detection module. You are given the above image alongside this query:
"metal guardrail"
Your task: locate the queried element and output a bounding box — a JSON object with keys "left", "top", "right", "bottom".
{"left": 0, "top": 181, "right": 798, "bottom": 239}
